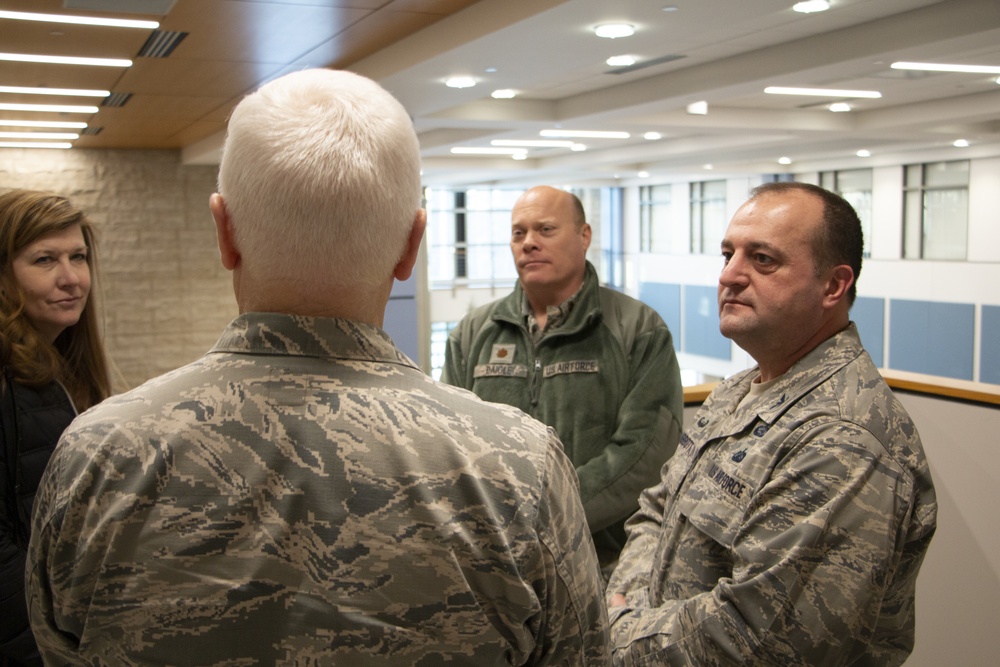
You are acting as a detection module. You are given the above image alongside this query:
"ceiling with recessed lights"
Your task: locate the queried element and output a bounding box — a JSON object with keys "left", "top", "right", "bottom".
{"left": 1, "top": 0, "right": 999, "bottom": 188}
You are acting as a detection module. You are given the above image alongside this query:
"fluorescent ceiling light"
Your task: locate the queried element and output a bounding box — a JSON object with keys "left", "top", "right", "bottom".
{"left": 594, "top": 23, "right": 634, "bottom": 39}
{"left": 0, "top": 131, "right": 79, "bottom": 139}
{"left": 491, "top": 139, "right": 576, "bottom": 148}
{"left": 953, "top": 139, "right": 970, "bottom": 147}
{"left": 638, "top": 171, "right": 650, "bottom": 178}
{"left": 793, "top": 1, "right": 830, "bottom": 13}
{"left": 0, "top": 119, "right": 87, "bottom": 128}
{"left": 0, "top": 141, "right": 72, "bottom": 149}
{"left": 606, "top": 55, "right": 636, "bottom": 67}
{"left": 829, "top": 102, "right": 852, "bottom": 112}
{"left": 450, "top": 147, "right": 527, "bottom": 155}
{"left": 0, "top": 52, "right": 132, "bottom": 67}
{"left": 491, "top": 89, "right": 516, "bottom": 99}
{"left": 570, "top": 144, "right": 587, "bottom": 152}
{"left": 686, "top": 100, "right": 708, "bottom": 115}
{"left": 445, "top": 76, "right": 476, "bottom": 89}
{"left": 540, "top": 129, "right": 630, "bottom": 139}
{"left": 0, "top": 10, "right": 158, "bottom": 29}
{"left": 891, "top": 61, "right": 1000, "bottom": 75}
{"left": 778, "top": 156, "right": 793, "bottom": 165}
{"left": 0, "top": 102, "right": 98, "bottom": 113}
{"left": 643, "top": 132, "right": 662, "bottom": 140}
{"left": 0, "top": 85, "right": 110, "bottom": 97}
{"left": 512, "top": 153, "right": 527, "bottom": 161}
{"left": 764, "top": 86, "right": 881, "bottom": 98}
{"left": 856, "top": 149, "right": 871, "bottom": 157}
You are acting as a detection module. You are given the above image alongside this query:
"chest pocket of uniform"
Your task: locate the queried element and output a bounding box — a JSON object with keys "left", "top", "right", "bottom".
{"left": 673, "top": 456, "right": 753, "bottom": 549}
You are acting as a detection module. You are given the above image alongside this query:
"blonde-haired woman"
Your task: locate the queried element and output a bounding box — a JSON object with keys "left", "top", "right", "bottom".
{"left": 0, "top": 190, "right": 110, "bottom": 666}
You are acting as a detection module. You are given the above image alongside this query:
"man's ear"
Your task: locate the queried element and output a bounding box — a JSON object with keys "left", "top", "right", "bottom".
{"left": 823, "top": 264, "right": 854, "bottom": 308}
{"left": 394, "top": 209, "right": 426, "bottom": 282}
{"left": 210, "top": 193, "right": 240, "bottom": 271}
{"left": 580, "top": 223, "right": 592, "bottom": 253}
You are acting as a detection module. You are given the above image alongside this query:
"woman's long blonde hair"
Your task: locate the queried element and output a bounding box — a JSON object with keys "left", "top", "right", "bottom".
{"left": 0, "top": 190, "right": 111, "bottom": 410}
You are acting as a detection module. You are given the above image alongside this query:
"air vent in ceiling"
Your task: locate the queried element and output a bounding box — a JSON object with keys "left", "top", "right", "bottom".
{"left": 606, "top": 54, "right": 686, "bottom": 75}
{"left": 138, "top": 30, "right": 187, "bottom": 58}
{"left": 102, "top": 92, "right": 132, "bottom": 107}
{"left": 81, "top": 126, "right": 103, "bottom": 136}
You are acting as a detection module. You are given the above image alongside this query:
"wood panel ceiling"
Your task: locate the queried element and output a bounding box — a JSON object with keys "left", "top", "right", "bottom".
{"left": 0, "top": 0, "right": 480, "bottom": 149}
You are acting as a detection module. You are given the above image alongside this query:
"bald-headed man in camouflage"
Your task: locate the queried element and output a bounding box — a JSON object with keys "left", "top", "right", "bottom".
{"left": 607, "top": 182, "right": 936, "bottom": 666}
{"left": 26, "top": 69, "right": 609, "bottom": 666}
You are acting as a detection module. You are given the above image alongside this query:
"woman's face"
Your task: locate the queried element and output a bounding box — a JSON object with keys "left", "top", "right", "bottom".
{"left": 11, "top": 225, "right": 91, "bottom": 343}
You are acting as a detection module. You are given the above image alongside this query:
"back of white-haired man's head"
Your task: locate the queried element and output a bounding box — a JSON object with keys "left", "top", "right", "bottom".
{"left": 214, "top": 69, "right": 422, "bottom": 302}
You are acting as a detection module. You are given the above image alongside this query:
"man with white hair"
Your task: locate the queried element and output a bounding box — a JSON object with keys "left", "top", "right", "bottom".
{"left": 26, "top": 69, "right": 609, "bottom": 666}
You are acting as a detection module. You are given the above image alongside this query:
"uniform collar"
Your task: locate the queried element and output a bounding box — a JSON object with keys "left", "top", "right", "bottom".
{"left": 210, "top": 312, "right": 417, "bottom": 368}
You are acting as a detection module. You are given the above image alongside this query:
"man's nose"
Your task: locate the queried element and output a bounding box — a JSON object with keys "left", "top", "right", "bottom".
{"left": 719, "top": 254, "right": 747, "bottom": 287}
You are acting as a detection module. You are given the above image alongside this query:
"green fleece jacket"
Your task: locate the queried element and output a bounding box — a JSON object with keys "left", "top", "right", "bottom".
{"left": 441, "top": 263, "right": 683, "bottom": 564}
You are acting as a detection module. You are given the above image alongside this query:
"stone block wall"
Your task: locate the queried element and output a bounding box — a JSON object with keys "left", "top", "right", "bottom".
{"left": 0, "top": 148, "right": 237, "bottom": 391}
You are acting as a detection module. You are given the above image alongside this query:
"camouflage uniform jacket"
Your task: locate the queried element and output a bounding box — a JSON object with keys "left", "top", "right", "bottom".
{"left": 441, "top": 262, "right": 683, "bottom": 566}
{"left": 607, "top": 324, "right": 937, "bottom": 666}
{"left": 27, "top": 313, "right": 610, "bottom": 666}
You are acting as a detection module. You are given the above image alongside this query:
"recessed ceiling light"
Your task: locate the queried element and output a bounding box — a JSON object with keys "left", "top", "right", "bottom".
{"left": 953, "top": 139, "right": 970, "bottom": 147}
{"left": 491, "top": 89, "right": 516, "bottom": 99}
{"left": 0, "top": 52, "right": 132, "bottom": 67}
{"left": 638, "top": 171, "right": 650, "bottom": 178}
{"left": 793, "top": 1, "right": 830, "bottom": 13}
{"left": 856, "top": 149, "right": 871, "bottom": 157}
{"left": 764, "top": 86, "right": 881, "bottom": 98}
{"left": 594, "top": 23, "right": 634, "bottom": 39}
{"left": 0, "top": 131, "right": 79, "bottom": 140}
{"left": 703, "top": 164, "right": 714, "bottom": 170}
{"left": 0, "top": 85, "right": 110, "bottom": 97}
{"left": 0, "top": 141, "right": 72, "bottom": 149}
{"left": 445, "top": 76, "right": 476, "bottom": 89}
{"left": 0, "top": 119, "right": 87, "bottom": 128}
{"left": 829, "top": 102, "right": 852, "bottom": 112}
{"left": 643, "top": 132, "right": 662, "bottom": 140}
{"left": 0, "top": 102, "right": 98, "bottom": 113}
{"left": 450, "top": 147, "right": 527, "bottom": 155}
{"left": 686, "top": 100, "right": 708, "bottom": 115}
{"left": 891, "top": 62, "right": 1000, "bottom": 74}
{"left": 0, "top": 10, "right": 158, "bottom": 29}
{"left": 571, "top": 144, "right": 587, "bottom": 152}
{"left": 606, "top": 55, "right": 636, "bottom": 67}
{"left": 662, "top": 6, "right": 679, "bottom": 12}
{"left": 540, "top": 129, "right": 630, "bottom": 139}
{"left": 512, "top": 153, "right": 527, "bottom": 161}
{"left": 778, "top": 156, "right": 793, "bottom": 165}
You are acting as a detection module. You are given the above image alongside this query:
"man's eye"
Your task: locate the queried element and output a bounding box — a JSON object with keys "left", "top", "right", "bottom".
{"left": 721, "top": 252, "right": 732, "bottom": 264}
{"left": 754, "top": 254, "right": 773, "bottom": 264}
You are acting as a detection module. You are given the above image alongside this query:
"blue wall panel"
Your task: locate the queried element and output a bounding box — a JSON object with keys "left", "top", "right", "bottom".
{"left": 981, "top": 305, "right": 1000, "bottom": 385}
{"left": 683, "top": 285, "right": 730, "bottom": 360}
{"left": 383, "top": 274, "right": 419, "bottom": 362}
{"left": 889, "top": 299, "right": 974, "bottom": 380}
{"left": 852, "top": 296, "right": 885, "bottom": 368}
{"left": 639, "top": 282, "right": 681, "bottom": 343}
{"left": 384, "top": 296, "right": 418, "bottom": 362}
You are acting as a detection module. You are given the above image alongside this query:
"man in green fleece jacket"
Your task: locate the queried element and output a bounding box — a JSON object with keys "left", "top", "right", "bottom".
{"left": 442, "top": 186, "right": 684, "bottom": 572}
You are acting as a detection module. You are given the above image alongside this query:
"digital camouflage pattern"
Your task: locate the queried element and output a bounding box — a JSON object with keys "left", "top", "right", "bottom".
{"left": 27, "top": 312, "right": 609, "bottom": 666}
{"left": 607, "top": 324, "right": 937, "bottom": 666}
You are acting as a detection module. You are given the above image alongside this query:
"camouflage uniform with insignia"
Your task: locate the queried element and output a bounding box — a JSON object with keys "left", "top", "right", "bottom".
{"left": 442, "top": 261, "right": 683, "bottom": 568}
{"left": 607, "top": 323, "right": 937, "bottom": 665}
{"left": 27, "top": 312, "right": 610, "bottom": 666}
